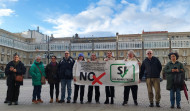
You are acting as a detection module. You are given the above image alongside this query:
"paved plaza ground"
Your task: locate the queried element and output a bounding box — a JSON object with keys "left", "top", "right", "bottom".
{"left": 0, "top": 79, "right": 190, "bottom": 111}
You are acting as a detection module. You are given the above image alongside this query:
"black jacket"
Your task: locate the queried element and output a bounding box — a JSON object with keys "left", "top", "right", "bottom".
{"left": 5, "top": 61, "right": 26, "bottom": 86}
{"left": 45, "top": 62, "right": 59, "bottom": 84}
{"left": 58, "top": 57, "right": 75, "bottom": 79}
{"left": 139, "top": 56, "right": 162, "bottom": 80}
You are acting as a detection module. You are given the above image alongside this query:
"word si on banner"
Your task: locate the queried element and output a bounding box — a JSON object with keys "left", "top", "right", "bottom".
{"left": 75, "top": 60, "right": 139, "bottom": 86}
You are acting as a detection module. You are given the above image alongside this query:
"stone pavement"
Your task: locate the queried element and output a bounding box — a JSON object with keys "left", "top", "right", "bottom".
{"left": 0, "top": 79, "right": 189, "bottom": 111}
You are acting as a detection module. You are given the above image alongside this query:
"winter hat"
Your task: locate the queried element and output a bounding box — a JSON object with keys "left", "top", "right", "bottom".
{"left": 78, "top": 53, "right": 84, "bottom": 58}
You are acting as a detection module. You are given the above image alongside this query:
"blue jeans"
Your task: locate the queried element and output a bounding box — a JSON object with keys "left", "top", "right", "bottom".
{"left": 61, "top": 79, "right": 72, "bottom": 101}
{"left": 170, "top": 88, "right": 181, "bottom": 106}
{"left": 33, "top": 85, "right": 42, "bottom": 100}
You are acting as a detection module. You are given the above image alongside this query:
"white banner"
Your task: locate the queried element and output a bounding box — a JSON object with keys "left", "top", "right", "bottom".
{"left": 75, "top": 60, "right": 139, "bottom": 86}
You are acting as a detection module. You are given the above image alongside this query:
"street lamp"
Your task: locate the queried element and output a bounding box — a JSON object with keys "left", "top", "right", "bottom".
{"left": 183, "top": 57, "right": 188, "bottom": 81}
{"left": 45, "top": 36, "right": 54, "bottom": 64}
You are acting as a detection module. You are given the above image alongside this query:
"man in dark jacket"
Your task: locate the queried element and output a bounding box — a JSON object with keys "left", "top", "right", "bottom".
{"left": 139, "top": 49, "right": 162, "bottom": 107}
{"left": 5, "top": 53, "right": 26, "bottom": 105}
{"left": 58, "top": 51, "right": 75, "bottom": 103}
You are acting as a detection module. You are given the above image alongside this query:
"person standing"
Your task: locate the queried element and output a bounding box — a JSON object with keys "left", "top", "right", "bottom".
{"left": 104, "top": 51, "right": 115, "bottom": 104}
{"left": 139, "top": 49, "right": 162, "bottom": 107}
{"left": 58, "top": 51, "right": 75, "bottom": 103}
{"left": 29, "top": 55, "right": 46, "bottom": 104}
{"left": 164, "top": 52, "right": 185, "bottom": 109}
{"left": 86, "top": 53, "right": 100, "bottom": 104}
{"left": 45, "top": 56, "right": 60, "bottom": 103}
{"left": 5, "top": 53, "right": 26, "bottom": 105}
{"left": 122, "top": 50, "right": 141, "bottom": 106}
{"left": 73, "top": 53, "right": 85, "bottom": 104}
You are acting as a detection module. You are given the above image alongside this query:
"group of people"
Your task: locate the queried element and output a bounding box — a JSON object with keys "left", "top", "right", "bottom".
{"left": 4, "top": 49, "right": 185, "bottom": 109}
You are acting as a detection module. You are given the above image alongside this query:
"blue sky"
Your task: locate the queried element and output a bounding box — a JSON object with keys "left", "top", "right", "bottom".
{"left": 0, "top": 0, "right": 190, "bottom": 37}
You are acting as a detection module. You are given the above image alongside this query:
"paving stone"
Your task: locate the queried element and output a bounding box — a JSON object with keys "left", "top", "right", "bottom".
{"left": 0, "top": 79, "right": 189, "bottom": 111}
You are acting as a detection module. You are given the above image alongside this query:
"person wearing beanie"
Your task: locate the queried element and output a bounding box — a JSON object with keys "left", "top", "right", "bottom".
{"left": 72, "top": 53, "right": 85, "bottom": 104}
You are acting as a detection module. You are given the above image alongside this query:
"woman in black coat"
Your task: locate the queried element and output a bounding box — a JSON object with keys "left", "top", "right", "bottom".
{"left": 5, "top": 53, "right": 26, "bottom": 105}
{"left": 45, "top": 56, "right": 60, "bottom": 103}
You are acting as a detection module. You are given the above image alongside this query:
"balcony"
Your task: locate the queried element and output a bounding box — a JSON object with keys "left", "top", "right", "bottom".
{"left": 1, "top": 52, "right": 5, "bottom": 55}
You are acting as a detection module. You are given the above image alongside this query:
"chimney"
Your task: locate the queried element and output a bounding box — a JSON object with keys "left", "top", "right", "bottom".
{"left": 116, "top": 32, "right": 119, "bottom": 36}
{"left": 75, "top": 33, "right": 79, "bottom": 38}
{"left": 37, "top": 26, "right": 39, "bottom": 32}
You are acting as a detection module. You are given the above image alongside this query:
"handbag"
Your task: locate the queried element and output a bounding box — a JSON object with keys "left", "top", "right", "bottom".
{"left": 15, "top": 75, "right": 23, "bottom": 82}
{"left": 36, "top": 65, "right": 46, "bottom": 85}
{"left": 173, "top": 72, "right": 184, "bottom": 88}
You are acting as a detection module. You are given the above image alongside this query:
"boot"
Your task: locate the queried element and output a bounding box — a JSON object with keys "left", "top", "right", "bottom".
{"left": 56, "top": 98, "right": 59, "bottom": 103}
{"left": 122, "top": 101, "right": 128, "bottom": 105}
{"left": 104, "top": 97, "right": 109, "bottom": 104}
{"left": 49, "top": 99, "right": 53, "bottom": 103}
{"left": 149, "top": 103, "right": 154, "bottom": 107}
{"left": 134, "top": 101, "right": 138, "bottom": 106}
{"left": 110, "top": 97, "right": 114, "bottom": 104}
{"left": 156, "top": 102, "right": 160, "bottom": 107}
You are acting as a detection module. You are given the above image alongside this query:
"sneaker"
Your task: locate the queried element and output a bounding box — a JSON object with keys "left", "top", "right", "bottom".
{"left": 67, "top": 100, "right": 71, "bottom": 103}
{"left": 96, "top": 101, "right": 100, "bottom": 104}
{"left": 122, "top": 101, "right": 128, "bottom": 106}
{"left": 72, "top": 101, "right": 76, "bottom": 103}
{"left": 85, "top": 101, "right": 91, "bottom": 104}
{"left": 32, "top": 100, "right": 38, "bottom": 104}
{"left": 8, "top": 102, "right": 12, "bottom": 105}
{"left": 104, "top": 100, "right": 109, "bottom": 104}
{"left": 14, "top": 101, "right": 18, "bottom": 105}
{"left": 58, "top": 100, "right": 65, "bottom": 103}
{"left": 177, "top": 105, "right": 181, "bottom": 109}
{"left": 149, "top": 103, "right": 154, "bottom": 107}
{"left": 4, "top": 100, "right": 9, "bottom": 103}
{"left": 80, "top": 101, "right": 84, "bottom": 104}
{"left": 37, "top": 99, "right": 43, "bottom": 103}
{"left": 49, "top": 99, "right": 53, "bottom": 103}
{"left": 156, "top": 103, "right": 160, "bottom": 107}
{"left": 134, "top": 101, "right": 138, "bottom": 106}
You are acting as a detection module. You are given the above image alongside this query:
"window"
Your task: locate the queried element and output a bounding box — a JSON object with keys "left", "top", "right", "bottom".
{"left": 2, "top": 48, "right": 5, "bottom": 53}
{"left": 30, "top": 61, "right": 33, "bottom": 64}
{"left": 1, "top": 55, "right": 4, "bottom": 61}
{"left": 57, "top": 52, "right": 61, "bottom": 58}
{"left": 96, "top": 52, "right": 99, "bottom": 57}
{"left": 29, "top": 53, "right": 33, "bottom": 58}
{"left": 44, "top": 60, "right": 46, "bottom": 64}
{"left": 120, "top": 52, "right": 124, "bottom": 57}
{"left": 88, "top": 52, "right": 91, "bottom": 57}
{"left": 73, "top": 52, "right": 76, "bottom": 57}
{"left": 104, "top": 52, "right": 107, "bottom": 57}
{"left": 183, "top": 50, "right": 187, "bottom": 56}
{"left": 136, "top": 51, "right": 140, "bottom": 57}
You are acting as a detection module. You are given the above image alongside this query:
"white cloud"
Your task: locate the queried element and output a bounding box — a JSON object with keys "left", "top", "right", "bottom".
{"left": 140, "top": 0, "right": 151, "bottom": 12}
{"left": 44, "top": 0, "right": 190, "bottom": 37}
{"left": 121, "top": 0, "right": 129, "bottom": 5}
{"left": 0, "top": 0, "right": 17, "bottom": 25}
{"left": 0, "top": 9, "right": 14, "bottom": 16}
